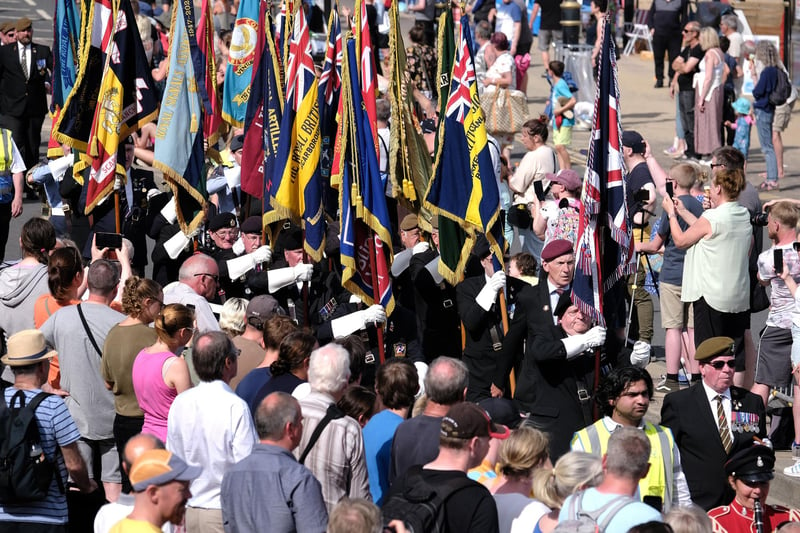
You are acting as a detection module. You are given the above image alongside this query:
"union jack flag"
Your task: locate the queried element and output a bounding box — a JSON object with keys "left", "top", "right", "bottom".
{"left": 446, "top": 36, "right": 475, "bottom": 123}
{"left": 356, "top": 0, "right": 378, "bottom": 153}
{"left": 284, "top": 12, "right": 316, "bottom": 112}
{"left": 571, "top": 14, "right": 635, "bottom": 326}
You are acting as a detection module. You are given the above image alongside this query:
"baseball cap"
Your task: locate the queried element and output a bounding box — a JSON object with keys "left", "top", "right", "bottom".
{"left": 129, "top": 449, "right": 201, "bottom": 492}
{"left": 441, "top": 402, "right": 510, "bottom": 440}
{"left": 246, "top": 295, "right": 285, "bottom": 329}
{"left": 621, "top": 131, "right": 646, "bottom": 154}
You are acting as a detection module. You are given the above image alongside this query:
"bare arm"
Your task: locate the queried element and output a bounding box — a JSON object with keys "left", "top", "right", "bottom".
{"left": 643, "top": 143, "right": 669, "bottom": 196}
{"left": 662, "top": 196, "right": 711, "bottom": 248}
{"left": 11, "top": 171, "right": 23, "bottom": 217}
{"left": 61, "top": 442, "right": 97, "bottom": 493}
{"left": 165, "top": 356, "right": 193, "bottom": 393}
{"left": 635, "top": 233, "right": 665, "bottom": 254}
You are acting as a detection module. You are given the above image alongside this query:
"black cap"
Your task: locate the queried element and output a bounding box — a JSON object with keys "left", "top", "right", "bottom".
{"left": 278, "top": 223, "right": 303, "bottom": 251}
{"left": 725, "top": 444, "right": 775, "bottom": 483}
{"left": 472, "top": 235, "right": 491, "bottom": 260}
{"left": 208, "top": 212, "right": 238, "bottom": 232}
{"left": 478, "top": 398, "right": 522, "bottom": 430}
{"left": 621, "top": 131, "right": 646, "bottom": 154}
{"left": 240, "top": 216, "right": 262, "bottom": 234}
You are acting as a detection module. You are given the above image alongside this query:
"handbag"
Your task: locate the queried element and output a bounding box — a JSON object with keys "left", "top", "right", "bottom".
{"left": 750, "top": 283, "right": 770, "bottom": 313}
{"left": 481, "top": 88, "right": 528, "bottom": 136}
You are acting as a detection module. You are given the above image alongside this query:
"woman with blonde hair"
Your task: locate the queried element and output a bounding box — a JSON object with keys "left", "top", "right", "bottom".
{"left": 219, "top": 296, "right": 248, "bottom": 337}
{"left": 132, "top": 303, "right": 195, "bottom": 441}
{"left": 665, "top": 505, "right": 712, "bottom": 533}
{"left": 531, "top": 451, "right": 604, "bottom": 533}
{"left": 492, "top": 426, "right": 551, "bottom": 533}
{"left": 694, "top": 27, "right": 727, "bottom": 160}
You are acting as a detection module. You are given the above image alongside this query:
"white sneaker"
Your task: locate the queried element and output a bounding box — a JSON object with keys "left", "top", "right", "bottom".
{"left": 784, "top": 462, "right": 800, "bottom": 478}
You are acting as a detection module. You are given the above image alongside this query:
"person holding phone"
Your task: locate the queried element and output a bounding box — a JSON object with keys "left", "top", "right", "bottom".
{"left": 752, "top": 203, "right": 800, "bottom": 429}
{"left": 531, "top": 168, "right": 582, "bottom": 247}
{"left": 636, "top": 163, "right": 704, "bottom": 393}
{"left": 662, "top": 167, "right": 751, "bottom": 382}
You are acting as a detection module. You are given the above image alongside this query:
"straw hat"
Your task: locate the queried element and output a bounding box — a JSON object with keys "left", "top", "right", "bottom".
{"left": 1, "top": 330, "right": 57, "bottom": 366}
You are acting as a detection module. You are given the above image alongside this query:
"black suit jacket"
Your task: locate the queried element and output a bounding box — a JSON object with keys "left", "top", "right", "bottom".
{"left": 0, "top": 42, "right": 52, "bottom": 117}
{"left": 456, "top": 275, "right": 507, "bottom": 402}
{"left": 409, "top": 248, "right": 461, "bottom": 360}
{"left": 661, "top": 384, "right": 766, "bottom": 511}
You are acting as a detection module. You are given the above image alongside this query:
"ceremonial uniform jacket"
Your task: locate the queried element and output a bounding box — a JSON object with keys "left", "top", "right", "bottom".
{"left": 409, "top": 248, "right": 461, "bottom": 361}
{"left": 0, "top": 41, "right": 52, "bottom": 118}
{"left": 708, "top": 499, "right": 800, "bottom": 533}
{"left": 456, "top": 274, "right": 509, "bottom": 403}
{"left": 661, "top": 384, "right": 766, "bottom": 510}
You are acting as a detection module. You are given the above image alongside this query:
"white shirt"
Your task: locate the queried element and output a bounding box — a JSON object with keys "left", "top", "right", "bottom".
{"left": 547, "top": 279, "right": 568, "bottom": 325}
{"left": 702, "top": 381, "right": 732, "bottom": 430}
{"left": 17, "top": 42, "right": 31, "bottom": 77}
{"left": 167, "top": 380, "right": 257, "bottom": 509}
{"left": 162, "top": 281, "right": 221, "bottom": 333}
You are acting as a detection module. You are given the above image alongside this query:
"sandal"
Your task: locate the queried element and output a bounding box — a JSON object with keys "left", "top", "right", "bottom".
{"left": 759, "top": 180, "right": 780, "bottom": 191}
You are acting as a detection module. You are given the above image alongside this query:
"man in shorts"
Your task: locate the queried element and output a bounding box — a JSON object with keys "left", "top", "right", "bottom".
{"left": 530, "top": 0, "right": 561, "bottom": 70}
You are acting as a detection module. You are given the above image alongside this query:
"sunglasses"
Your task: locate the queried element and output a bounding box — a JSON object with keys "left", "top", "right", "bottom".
{"left": 194, "top": 272, "right": 219, "bottom": 283}
{"left": 707, "top": 359, "right": 736, "bottom": 370}
{"left": 710, "top": 163, "right": 725, "bottom": 169}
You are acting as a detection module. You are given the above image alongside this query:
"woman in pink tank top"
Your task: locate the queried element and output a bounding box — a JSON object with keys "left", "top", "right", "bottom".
{"left": 132, "top": 303, "right": 195, "bottom": 441}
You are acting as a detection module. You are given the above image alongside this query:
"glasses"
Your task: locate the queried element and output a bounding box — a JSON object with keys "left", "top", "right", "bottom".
{"left": 194, "top": 273, "right": 219, "bottom": 283}
{"left": 707, "top": 359, "right": 736, "bottom": 370}
{"left": 214, "top": 230, "right": 239, "bottom": 238}
{"left": 710, "top": 163, "right": 725, "bottom": 169}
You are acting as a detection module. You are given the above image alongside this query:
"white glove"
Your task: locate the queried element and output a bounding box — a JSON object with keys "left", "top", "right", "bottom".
{"left": 252, "top": 245, "right": 272, "bottom": 264}
{"left": 584, "top": 326, "right": 606, "bottom": 348}
{"left": 164, "top": 230, "right": 192, "bottom": 259}
{"left": 293, "top": 263, "right": 314, "bottom": 282}
{"left": 412, "top": 241, "right": 430, "bottom": 255}
{"left": 362, "top": 304, "right": 386, "bottom": 325}
{"left": 488, "top": 270, "right": 506, "bottom": 292}
{"left": 160, "top": 197, "right": 178, "bottom": 224}
{"left": 223, "top": 165, "right": 241, "bottom": 190}
{"left": 476, "top": 271, "right": 506, "bottom": 311}
{"left": 232, "top": 238, "right": 245, "bottom": 256}
{"left": 561, "top": 335, "right": 590, "bottom": 359}
{"left": 330, "top": 305, "right": 386, "bottom": 337}
{"left": 227, "top": 253, "right": 257, "bottom": 280}
{"left": 47, "top": 154, "right": 72, "bottom": 182}
{"left": 630, "top": 341, "right": 651, "bottom": 368}
{"left": 268, "top": 267, "right": 296, "bottom": 292}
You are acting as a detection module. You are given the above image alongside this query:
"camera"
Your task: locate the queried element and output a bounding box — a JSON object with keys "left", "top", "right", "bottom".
{"left": 751, "top": 206, "right": 770, "bottom": 227}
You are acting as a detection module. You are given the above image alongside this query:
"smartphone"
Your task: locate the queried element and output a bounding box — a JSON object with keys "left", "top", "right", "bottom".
{"left": 95, "top": 232, "right": 123, "bottom": 250}
{"left": 665, "top": 181, "right": 674, "bottom": 199}
{"left": 643, "top": 495, "right": 663, "bottom": 512}
{"left": 634, "top": 189, "right": 650, "bottom": 203}
{"left": 774, "top": 248, "right": 784, "bottom": 275}
{"left": 534, "top": 181, "right": 545, "bottom": 202}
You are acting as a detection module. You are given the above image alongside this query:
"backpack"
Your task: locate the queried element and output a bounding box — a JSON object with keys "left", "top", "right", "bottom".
{"left": 553, "top": 491, "right": 637, "bottom": 533}
{"left": 769, "top": 68, "right": 792, "bottom": 107}
{"left": 0, "top": 390, "right": 62, "bottom": 504}
{"left": 381, "top": 466, "right": 476, "bottom": 533}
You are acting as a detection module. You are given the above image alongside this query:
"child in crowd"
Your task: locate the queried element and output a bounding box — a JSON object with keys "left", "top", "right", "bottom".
{"left": 548, "top": 60, "right": 576, "bottom": 170}
{"left": 724, "top": 98, "right": 754, "bottom": 159}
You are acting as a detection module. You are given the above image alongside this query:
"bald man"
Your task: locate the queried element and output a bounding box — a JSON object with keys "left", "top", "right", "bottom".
{"left": 163, "top": 253, "right": 221, "bottom": 332}
{"left": 94, "top": 434, "right": 173, "bottom": 533}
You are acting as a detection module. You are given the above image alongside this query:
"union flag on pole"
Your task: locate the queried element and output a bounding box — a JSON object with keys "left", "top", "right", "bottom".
{"left": 423, "top": 15, "right": 501, "bottom": 283}
{"left": 571, "top": 14, "right": 635, "bottom": 326}
{"left": 270, "top": 3, "right": 325, "bottom": 261}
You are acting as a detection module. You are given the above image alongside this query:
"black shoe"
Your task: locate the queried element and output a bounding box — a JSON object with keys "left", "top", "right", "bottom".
{"left": 654, "top": 80, "right": 664, "bottom": 88}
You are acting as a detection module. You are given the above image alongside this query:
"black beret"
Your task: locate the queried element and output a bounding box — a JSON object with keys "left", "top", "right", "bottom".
{"left": 279, "top": 223, "right": 304, "bottom": 251}
{"left": 472, "top": 235, "right": 491, "bottom": 260}
{"left": 230, "top": 134, "right": 245, "bottom": 153}
{"left": 240, "top": 216, "right": 262, "bottom": 234}
{"left": 208, "top": 212, "right": 238, "bottom": 232}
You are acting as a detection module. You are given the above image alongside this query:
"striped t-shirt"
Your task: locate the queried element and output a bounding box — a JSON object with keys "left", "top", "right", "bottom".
{"left": 0, "top": 387, "right": 80, "bottom": 525}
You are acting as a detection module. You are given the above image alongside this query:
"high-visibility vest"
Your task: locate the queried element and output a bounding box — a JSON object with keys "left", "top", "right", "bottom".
{"left": 571, "top": 420, "right": 676, "bottom": 512}
{"left": 0, "top": 129, "right": 15, "bottom": 203}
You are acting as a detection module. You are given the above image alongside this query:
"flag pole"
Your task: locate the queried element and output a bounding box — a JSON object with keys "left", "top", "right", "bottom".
{"left": 368, "top": 231, "right": 386, "bottom": 364}
{"left": 301, "top": 229, "right": 310, "bottom": 327}
{"left": 499, "top": 290, "right": 515, "bottom": 396}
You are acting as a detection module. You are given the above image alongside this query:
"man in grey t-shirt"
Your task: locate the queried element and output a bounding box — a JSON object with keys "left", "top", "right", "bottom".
{"left": 41, "top": 259, "right": 126, "bottom": 501}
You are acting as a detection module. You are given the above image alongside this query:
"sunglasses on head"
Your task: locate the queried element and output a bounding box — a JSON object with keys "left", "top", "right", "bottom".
{"left": 707, "top": 359, "right": 736, "bottom": 370}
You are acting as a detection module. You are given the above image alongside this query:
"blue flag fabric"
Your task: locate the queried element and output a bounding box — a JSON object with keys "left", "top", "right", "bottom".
{"left": 52, "top": 0, "right": 81, "bottom": 112}
{"left": 339, "top": 35, "right": 394, "bottom": 314}
{"left": 424, "top": 15, "right": 502, "bottom": 283}
{"left": 153, "top": 0, "right": 207, "bottom": 234}
{"left": 572, "top": 14, "right": 635, "bottom": 327}
{"left": 221, "top": 0, "right": 260, "bottom": 127}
